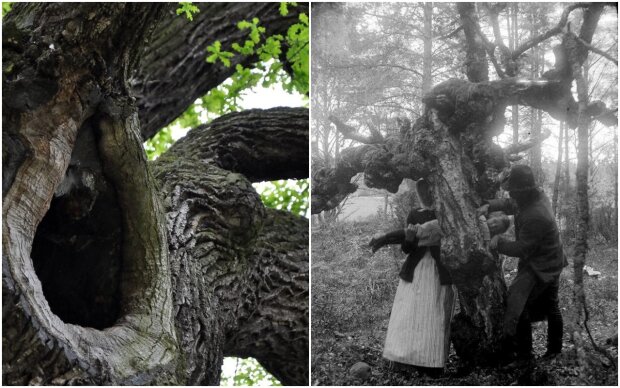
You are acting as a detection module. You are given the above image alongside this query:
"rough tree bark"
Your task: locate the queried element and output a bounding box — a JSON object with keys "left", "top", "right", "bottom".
{"left": 132, "top": 3, "right": 307, "bottom": 140}
{"left": 312, "top": 3, "right": 616, "bottom": 364}
{"left": 3, "top": 3, "right": 308, "bottom": 386}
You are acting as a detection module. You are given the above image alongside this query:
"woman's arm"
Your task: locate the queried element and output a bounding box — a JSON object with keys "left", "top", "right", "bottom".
{"left": 369, "top": 229, "right": 405, "bottom": 253}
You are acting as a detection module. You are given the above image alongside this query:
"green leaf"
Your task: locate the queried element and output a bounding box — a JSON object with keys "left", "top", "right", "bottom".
{"left": 2, "top": 2, "right": 12, "bottom": 17}
{"left": 176, "top": 2, "right": 200, "bottom": 21}
{"left": 279, "top": 2, "right": 289, "bottom": 16}
{"left": 220, "top": 357, "right": 281, "bottom": 386}
{"left": 254, "top": 179, "right": 309, "bottom": 217}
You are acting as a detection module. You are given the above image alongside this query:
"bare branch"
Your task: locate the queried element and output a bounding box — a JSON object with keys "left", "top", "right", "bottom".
{"left": 504, "top": 128, "right": 552, "bottom": 154}
{"left": 577, "top": 36, "right": 618, "bottom": 65}
{"left": 512, "top": 3, "right": 588, "bottom": 59}
{"left": 328, "top": 115, "right": 385, "bottom": 144}
{"left": 438, "top": 25, "right": 463, "bottom": 40}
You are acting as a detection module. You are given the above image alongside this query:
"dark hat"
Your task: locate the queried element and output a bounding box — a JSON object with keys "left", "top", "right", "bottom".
{"left": 500, "top": 165, "right": 536, "bottom": 191}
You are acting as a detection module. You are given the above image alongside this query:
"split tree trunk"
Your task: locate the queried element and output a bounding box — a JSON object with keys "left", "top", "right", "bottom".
{"left": 3, "top": 3, "right": 308, "bottom": 385}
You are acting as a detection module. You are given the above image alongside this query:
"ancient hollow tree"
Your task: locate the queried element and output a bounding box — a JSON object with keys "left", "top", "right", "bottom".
{"left": 312, "top": 2, "right": 616, "bottom": 362}
{"left": 3, "top": 3, "right": 308, "bottom": 385}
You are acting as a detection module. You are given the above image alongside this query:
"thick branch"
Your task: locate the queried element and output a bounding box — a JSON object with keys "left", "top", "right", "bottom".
{"left": 133, "top": 3, "right": 308, "bottom": 140}
{"left": 157, "top": 107, "right": 309, "bottom": 183}
{"left": 152, "top": 140, "right": 308, "bottom": 384}
{"left": 311, "top": 117, "right": 430, "bottom": 214}
{"left": 226, "top": 209, "right": 309, "bottom": 386}
{"left": 457, "top": 2, "right": 489, "bottom": 82}
{"left": 328, "top": 115, "right": 385, "bottom": 144}
{"left": 512, "top": 3, "right": 587, "bottom": 59}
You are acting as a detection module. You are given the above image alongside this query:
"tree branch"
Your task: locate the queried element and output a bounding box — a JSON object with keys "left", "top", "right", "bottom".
{"left": 504, "top": 128, "right": 552, "bottom": 154}
{"left": 512, "top": 3, "right": 587, "bottom": 59}
{"left": 133, "top": 3, "right": 308, "bottom": 140}
{"left": 576, "top": 36, "right": 618, "bottom": 65}
{"left": 157, "top": 107, "right": 309, "bottom": 182}
{"left": 328, "top": 115, "right": 385, "bottom": 144}
{"left": 227, "top": 208, "right": 309, "bottom": 386}
{"left": 153, "top": 123, "right": 308, "bottom": 384}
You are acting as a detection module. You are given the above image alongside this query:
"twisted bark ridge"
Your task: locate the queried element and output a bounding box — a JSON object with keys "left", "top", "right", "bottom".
{"left": 153, "top": 107, "right": 309, "bottom": 385}
{"left": 312, "top": 3, "right": 616, "bottom": 363}
{"left": 3, "top": 3, "right": 308, "bottom": 386}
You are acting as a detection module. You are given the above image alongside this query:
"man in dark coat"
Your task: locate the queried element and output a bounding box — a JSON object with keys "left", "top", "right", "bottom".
{"left": 477, "top": 164, "right": 567, "bottom": 366}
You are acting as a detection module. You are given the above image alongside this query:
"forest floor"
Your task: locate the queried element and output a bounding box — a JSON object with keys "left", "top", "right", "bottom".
{"left": 311, "top": 216, "right": 618, "bottom": 386}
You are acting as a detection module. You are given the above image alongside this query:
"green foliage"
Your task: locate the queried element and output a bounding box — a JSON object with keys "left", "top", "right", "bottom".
{"left": 254, "top": 179, "right": 309, "bottom": 217}
{"left": 176, "top": 2, "right": 199, "bottom": 21}
{"left": 220, "top": 357, "right": 281, "bottom": 386}
{"left": 201, "top": 3, "right": 309, "bottom": 117}
{"left": 144, "top": 127, "right": 174, "bottom": 160}
{"left": 2, "top": 2, "right": 12, "bottom": 17}
{"left": 206, "top": 41, "right": 235, "bottom": 67}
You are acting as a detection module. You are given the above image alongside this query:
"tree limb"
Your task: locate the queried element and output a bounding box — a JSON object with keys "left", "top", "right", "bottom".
{"left": 133, "top": 3, "right": 308, "bottom": 140}
{"left": 152, "top": 109, "right": 309, "bottom": 384}
{"left": 328, "top": 115, "right": 385, "bottom": 144}
{"left": 512, "top": 3, "right": 587, "bottom": 59}
{"left": 576, "top": 36, "right": 618, "bottom": 65}
{"left": 504, "top": 128, "right": 552, "bottom": 154}
{"left": 157, "top": 107, "right": 309, "bottom": 182}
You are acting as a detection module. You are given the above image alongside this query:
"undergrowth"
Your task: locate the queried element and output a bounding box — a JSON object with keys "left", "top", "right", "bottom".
{"left": 311, "top": 215, "right": 618, "bottom": 386}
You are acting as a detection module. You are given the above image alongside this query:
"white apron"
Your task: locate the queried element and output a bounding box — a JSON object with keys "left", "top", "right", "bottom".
{"left": 383, "top": 249, "right": 456, "bottom": 368}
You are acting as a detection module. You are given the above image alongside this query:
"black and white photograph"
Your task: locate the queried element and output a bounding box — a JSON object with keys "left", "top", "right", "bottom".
{"left": 311, "top": 2, "right": 618, "bottom": 386}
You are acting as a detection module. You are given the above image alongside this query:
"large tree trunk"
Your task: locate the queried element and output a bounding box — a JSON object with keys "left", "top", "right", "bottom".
{"left": 3, "top": 3, "right": 308, "bottom": 385}
{"left": 312, "top": 3, "right": 614, "bottom": 364}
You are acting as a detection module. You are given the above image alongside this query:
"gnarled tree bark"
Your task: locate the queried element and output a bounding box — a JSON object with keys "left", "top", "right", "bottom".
{"left": 3, "top": 3, "right": 308, "bottom": 386}
{"left": 312, "top": 2, "right": 616, "bottom": 363}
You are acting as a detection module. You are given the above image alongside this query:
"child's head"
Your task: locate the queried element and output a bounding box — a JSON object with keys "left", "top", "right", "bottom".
{"left": 487, "top": 211, "right": 510, "bottom": 235}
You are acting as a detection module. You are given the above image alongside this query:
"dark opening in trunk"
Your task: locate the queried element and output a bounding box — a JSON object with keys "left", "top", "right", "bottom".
{"left": 31, "top": 120, "right": 124, "bottom": 329}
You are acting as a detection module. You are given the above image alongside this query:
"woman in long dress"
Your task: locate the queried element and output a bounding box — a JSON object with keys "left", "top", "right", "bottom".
{"left": 370, "top": 179, "right": 455, "bottom": 376}
{"left": 370, "top": 186, "right": 511, "bottom": 375}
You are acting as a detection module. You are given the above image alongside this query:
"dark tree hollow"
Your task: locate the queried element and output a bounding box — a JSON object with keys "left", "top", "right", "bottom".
{"left": 31, "top": 119, "right": 124, "bottom": 330}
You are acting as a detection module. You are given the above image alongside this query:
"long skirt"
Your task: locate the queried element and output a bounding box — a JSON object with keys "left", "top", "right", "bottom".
{"left": 383, "top": 251, "right": 456, "bottom": 368}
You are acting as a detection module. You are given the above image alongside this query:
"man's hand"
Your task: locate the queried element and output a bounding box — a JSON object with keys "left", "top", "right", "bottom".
{"left": 477, "top": 204, "right": 489, "bottom": 217}
{"left": 490, "top": 235, "right": 500, "bottom": 250}
{"left": 405, "top": 224, "right": 419, "bottom": 242}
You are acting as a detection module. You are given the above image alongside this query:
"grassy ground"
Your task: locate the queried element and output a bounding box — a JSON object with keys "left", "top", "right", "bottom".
{"left": 311, "top": 216, "right": 618, "bottom": 386}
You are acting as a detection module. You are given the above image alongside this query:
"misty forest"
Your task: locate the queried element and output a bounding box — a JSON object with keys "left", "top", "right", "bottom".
{"left": 311, "top": 2, "right": 617, "bottom": 386}
{"left": 3, "top": 3, "right": 308, "bottom": 386}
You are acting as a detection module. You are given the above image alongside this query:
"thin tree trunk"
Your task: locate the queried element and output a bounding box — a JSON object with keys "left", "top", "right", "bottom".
{"left": 422, "top": 2, "right": 433, "bottom": 94}
{"left": 567, "top": 3, "right": 604, "bottom": 370}
{"left": 529, "top": 13, "right": 543, "bottom": 183}
{"left": 552, "top": 121, "right": 565, "bottom": 216}
{"left": 615, "top": 128, "right": 618, "bottom": 241}
{"left": 509, "top": 4, "right": 519, "bottom": 145}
